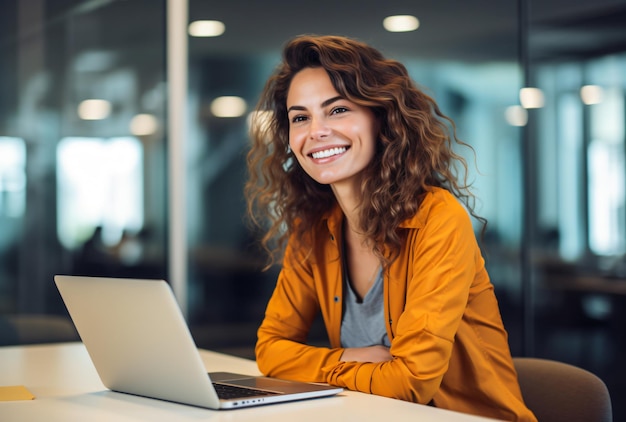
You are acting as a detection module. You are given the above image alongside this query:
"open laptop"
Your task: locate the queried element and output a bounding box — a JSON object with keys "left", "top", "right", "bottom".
{"left": 54, "top": 275, "right": 343, "bottom": 409}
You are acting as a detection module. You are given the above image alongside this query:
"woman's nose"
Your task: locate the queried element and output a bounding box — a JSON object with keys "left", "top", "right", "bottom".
{"left": 308, "top": 116, "right": 331, "bottom": 140}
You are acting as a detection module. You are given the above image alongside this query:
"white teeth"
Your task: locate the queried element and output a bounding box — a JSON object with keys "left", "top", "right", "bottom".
{"left": 311, "top": 147, "right": 347, "bottom": 159}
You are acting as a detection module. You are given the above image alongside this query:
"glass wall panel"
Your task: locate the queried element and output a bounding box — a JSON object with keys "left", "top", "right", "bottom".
{"left": 0, "top": 1, "right": 167, "bottom": 341}
{"left": 528, "top": 1, "right": 626, "bottom": 419}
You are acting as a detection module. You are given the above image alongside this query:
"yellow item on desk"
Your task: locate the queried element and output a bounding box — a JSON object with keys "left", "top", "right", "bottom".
{"left": 0, "top": 385, "right": 35, "bottom": 401}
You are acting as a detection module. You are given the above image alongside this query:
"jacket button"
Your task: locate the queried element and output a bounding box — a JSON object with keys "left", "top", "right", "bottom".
{"left": 334, "top": 296, "right": 340, "bottom": 303}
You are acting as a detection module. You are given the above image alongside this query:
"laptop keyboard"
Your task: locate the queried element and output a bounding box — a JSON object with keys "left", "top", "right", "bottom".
{"left": 213, "top": 382, "right": 278, "bottom": 399}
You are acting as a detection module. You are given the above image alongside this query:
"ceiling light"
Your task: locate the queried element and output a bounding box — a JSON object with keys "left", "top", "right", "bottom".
{"left": 210, "top": 96, "right": 247, "bottom": 118}
{"left": 130, "top": 114, "right": 159, "bottom": 136}
{"left": 383, "top": 15, "right": 419, "bottom": 32}
{"left": 77, "top": 99, "right": 111, "bottom": 120}
{"left": 519, "top": 87, "right": 544, "bottom": 109}
{"left": 505, "top": 105, "right": 528, "bottom": 127}
{"left": 188, "top": 20, "right": 225, "bottom": 37}
{"left": 580, "top": 85, "right": 603, "bottom": 105}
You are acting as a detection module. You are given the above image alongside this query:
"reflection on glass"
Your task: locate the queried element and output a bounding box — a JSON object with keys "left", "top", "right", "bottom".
{"left": 536, "top": 54, "right": 626, "bottom": 260}
{"left": 56, "top": 137, "right": 144, "bottom": 249}
{"left": 0, "top": 137, "right": 26, "bottom": 218}
{"left": 588, "top": 87, "right": 625, "bottom": 255}
{"left": 557, "top": 92, "right": 584, "bottom": 260}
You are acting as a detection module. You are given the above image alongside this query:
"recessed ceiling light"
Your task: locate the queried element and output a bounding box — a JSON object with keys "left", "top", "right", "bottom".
{"left": 383, "top": 15, "right": 419, "bottom": 32}
{"left": 77, "top": 99, "right": 111, "bottom": 120}
{"left": 580, "top": 85, "right": 603, "bottom": 105}
{"left": 519, "top": 87, "right": 545, "bottom": 109}
{"left": 188, "top": 20, "right": 225, "bottom": 37}
{"left": 210, "top": 96, "right": 247, "bottom": 118}
{"left": 130, "top": 114, "right": 159, "bottom": 136}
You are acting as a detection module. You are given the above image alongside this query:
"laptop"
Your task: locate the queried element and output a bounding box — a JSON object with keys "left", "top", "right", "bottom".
{"left": 54, "top": 275, "right": 343, "bottom": 409}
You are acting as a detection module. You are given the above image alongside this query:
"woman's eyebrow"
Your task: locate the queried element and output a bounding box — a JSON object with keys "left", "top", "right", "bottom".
{"left": 287, "top": 95, "right": 344, "bottom": 113}
{"left": 321, "top": 95, "right": 343, "bottom": 108}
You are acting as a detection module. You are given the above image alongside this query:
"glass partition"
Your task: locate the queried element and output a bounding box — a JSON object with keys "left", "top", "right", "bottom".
{"left": 0, "top": 1, "right": 168, "bottom": 320}
{"left": 527, "top": 1, "right": 626, "bottom": 418}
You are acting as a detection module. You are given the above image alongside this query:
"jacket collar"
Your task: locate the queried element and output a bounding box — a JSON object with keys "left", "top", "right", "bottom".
{"left": 323, "top": 204, "right": 344, "bottom": 241}
{"left": 322, "top": 187, "right": 441, "bottom": 236}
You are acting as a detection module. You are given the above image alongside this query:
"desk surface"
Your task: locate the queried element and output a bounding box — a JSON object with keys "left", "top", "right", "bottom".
{"left": 0, "top": 343, "right": 497, "bottom": 422}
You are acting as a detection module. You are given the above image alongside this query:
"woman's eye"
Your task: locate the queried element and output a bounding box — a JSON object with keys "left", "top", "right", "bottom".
{"left": 331, "top": 106, "right": 348, "bottom": 115}
{"left": 291, "top": 115, "right": 307, "bottom": 123}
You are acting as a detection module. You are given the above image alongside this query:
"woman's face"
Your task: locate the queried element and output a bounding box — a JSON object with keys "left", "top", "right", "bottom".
{"left": 286, "top": 67, "right": 378, "bottom": 189}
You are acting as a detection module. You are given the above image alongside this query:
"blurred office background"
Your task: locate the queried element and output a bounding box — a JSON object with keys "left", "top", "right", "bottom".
{"left": 1, "top": 0, "right": 625, "bottom": 418}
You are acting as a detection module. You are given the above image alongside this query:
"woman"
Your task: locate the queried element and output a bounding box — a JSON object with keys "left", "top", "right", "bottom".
{"left": 245, "top": 34, "right": 536, "bottom": 421}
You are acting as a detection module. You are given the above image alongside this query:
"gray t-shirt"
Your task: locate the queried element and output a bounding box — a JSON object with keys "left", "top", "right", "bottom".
{"left": 340, "top": 268, "right": 391, "bottom": 348}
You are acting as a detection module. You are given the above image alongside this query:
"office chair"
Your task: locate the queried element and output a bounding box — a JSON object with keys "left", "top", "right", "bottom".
{"left": 513, "top": 357, "right": 612, "bottom": 422}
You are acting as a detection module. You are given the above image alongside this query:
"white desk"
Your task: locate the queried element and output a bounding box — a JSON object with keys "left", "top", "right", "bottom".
{"left": 0, "top": 343, "right": 498, "bottom": 421}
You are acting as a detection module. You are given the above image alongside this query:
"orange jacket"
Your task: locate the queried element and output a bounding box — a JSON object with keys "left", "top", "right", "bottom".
{"left": 256, "top": 187, "right": 536, "bottom": 421}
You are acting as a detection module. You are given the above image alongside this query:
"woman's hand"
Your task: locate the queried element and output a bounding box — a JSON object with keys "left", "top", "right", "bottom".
{"left": 340, "top": 345, "right": 393, "bottom": 363}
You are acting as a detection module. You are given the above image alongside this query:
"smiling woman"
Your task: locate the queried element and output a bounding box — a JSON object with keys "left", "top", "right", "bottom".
{"left": 244, "top": 34, "right": 537, "bottom": 422}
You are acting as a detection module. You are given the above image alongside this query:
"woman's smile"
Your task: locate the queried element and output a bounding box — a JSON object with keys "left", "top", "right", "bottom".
{"left": 309, "top": 146, "right": 349, "bottom": 160}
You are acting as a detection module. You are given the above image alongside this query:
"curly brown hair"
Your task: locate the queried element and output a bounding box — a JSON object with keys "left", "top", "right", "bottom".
{"left": 245, "top": 34, "right": 483, "bottom": 269}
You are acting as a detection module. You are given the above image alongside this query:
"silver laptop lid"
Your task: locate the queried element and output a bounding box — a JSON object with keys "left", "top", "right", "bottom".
{"left": 54, "top": 275, "right": 342, "bottom": 410}
{"left": 54, "top": 275, "right": 221, "bottom": 408}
